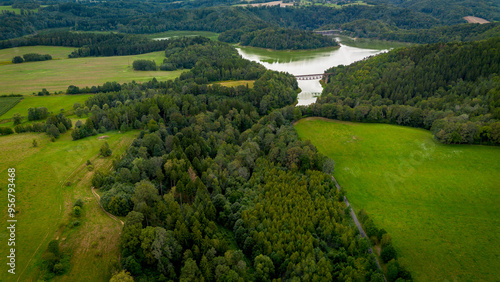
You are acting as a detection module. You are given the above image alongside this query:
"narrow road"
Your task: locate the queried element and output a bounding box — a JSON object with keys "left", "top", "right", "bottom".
{"left": 331, "top": 176, "right": 385, "bottom": 274}
{"left": 91, "top": 187, "right": 124, "bottom": 225}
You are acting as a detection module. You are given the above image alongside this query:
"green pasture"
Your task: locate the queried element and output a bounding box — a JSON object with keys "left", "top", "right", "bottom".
{"left": 0, "top": 97, "right": 22, "bottom": 117}
{"left": 0, "top": 5, "right": 43, "bottom": 14}
{"left": 0, "top": 47, "right": 183, "bottom": 95}
{"left": 0, "top": 46, "right": 76, "bottom": 63}
{"left": 0, "top": 95, "right": 92, "bottom": 121}
{"left": 212, "top": 80, "right": 255, "bottom": 88}
{"left": 145, "top": 30, "right": 219, "bottom": 41}
{"left": 0, "top": 130, "right": 137, "bottom": 281}
{"left": 294, "top": 118, "right": 500, "bottom": 281}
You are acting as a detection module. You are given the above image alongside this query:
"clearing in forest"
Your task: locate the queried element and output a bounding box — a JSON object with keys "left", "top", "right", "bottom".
{"left": 0, "top": 130, "right": 137, "bottom": 281}
{"left": 294, "top": 117, "right": 500, "bottom": 281}
{"left": 0, "top": 47, "right": 183, "bottom": 95}
{"left": 463, "top": 16, "right": 490, "bottom": 24}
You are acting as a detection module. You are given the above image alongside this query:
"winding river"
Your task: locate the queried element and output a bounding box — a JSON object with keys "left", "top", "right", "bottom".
{"left": 237, "top": 43, "right": 387, "bottom": 105}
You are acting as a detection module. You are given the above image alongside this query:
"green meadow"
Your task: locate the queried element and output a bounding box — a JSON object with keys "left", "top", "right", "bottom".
{"left": 0, "top": 46, "right": 76, "bottom": 63}
{"left": 0, "top": 47, "right": 183, "bottom": 95}
{"left": 0, "top": 130, "right": 137, "bottom": 281}
{"left": 0, "top": 96, "right": 22, "bottom": 117}
{"left": 0, "top": 5, "right": 43, "bottom": 14}
{"left": 294, "top": 118, "right": 500, "bottom": 281}
{"left": 0, "top": 95, "right": 92, "bottom": 120}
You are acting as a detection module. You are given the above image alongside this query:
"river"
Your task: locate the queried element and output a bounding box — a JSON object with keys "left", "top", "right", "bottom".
{"left": 236, "top": 43, "right": 387, "bottom": 105}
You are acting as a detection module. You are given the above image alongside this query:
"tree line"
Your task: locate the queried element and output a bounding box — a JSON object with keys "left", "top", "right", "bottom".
{"left": 50, "top": 40, "right": 391, "bottom": 281}
{"left": 340, "top": 20, "right": 500, "bottom": 44}
{"left": 12, "top": 52, "right": 52, "bottom": 63}
{"left": 219, "top": 27, "right": 339, "bottom": 50}
{"left": 2, "top": 0, "right": 498, "bottom": 46}
{"left": 308, "top": 38, "right": 500, "bottom": 145}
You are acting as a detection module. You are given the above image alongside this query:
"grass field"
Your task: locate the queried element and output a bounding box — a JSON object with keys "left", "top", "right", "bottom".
{"left": 0, "top": 5, "right": 42, "bottom": 14}
{"left": 0, "top": 47, "right": 184, "bottom": 95}
{"left": 0, "top": 130, "right": 137, "bottom": 281}
{"left": 0, "top": 46, "right": 76, "bottom": 64}
{"left": 212, "top": 80, "right": 255, "bottom": 88}
{"left": 0, "top": 95, "right": 92, "bottom": 120}
{"left": 0, "top": 96, "right": 23, "bottom": 117}
{"left": 146, "top": 30, "right": 219, "bottom": 41}
{"left": 294, "top": 118, "right": 500, "bottom": 281}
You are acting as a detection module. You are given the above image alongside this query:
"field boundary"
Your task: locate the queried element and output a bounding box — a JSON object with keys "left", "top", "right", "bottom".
{"left": 0, "top": 96, "right": 22, "bottom": 117}
{"left": 91, "top": 187, "right": 124, "bottom": 225}
{"left": 331, "top": 175, "right": 385, "bottom": 279}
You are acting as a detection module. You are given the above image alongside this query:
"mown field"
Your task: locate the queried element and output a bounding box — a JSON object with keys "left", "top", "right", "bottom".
{"left": 294, "top": 118, "right": 500, "bottom": 281}
{"left": 0, "top": 96, "right": 22, "bottom": 117}
{"left": 0, "top": 46, "right": 76, "bottom": 63}
{"left": 0, "top": 47, "right": 183, "bottom": 95}
{"left": 0, "top": 5, "right": 42, "bottom": 14}
{"left": 0, "top": 95, "right": 92, "bottom": 120}
{"left": 212, "top": 80, "right": 255, "bottom": 88}
{"left": 0, "top": 129, "right": 137, "bottom": 281}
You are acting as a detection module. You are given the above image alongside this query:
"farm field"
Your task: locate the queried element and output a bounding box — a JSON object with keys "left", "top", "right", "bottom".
{"left": 0, "top": 130, "right": 137, "bottom": 281}
{"left": 0, "top": 46, "right": 76, "bottom": 63}
{"left": 0, "top": 96, "right": 22, "bottom": 117}
{"left": 0, "top": 47, "right": 184, "bottom": 95}
{"left": 294, "top": 118, "right": 500, "bottom": 281}
{"left": 0, "top": 94, "right": 92, "bottom": 121}
{"left": 0, "top": 5, "right": 43, "bottom": 14}
{"left": 212, "top": 80, "right": 255, "bottom": 88}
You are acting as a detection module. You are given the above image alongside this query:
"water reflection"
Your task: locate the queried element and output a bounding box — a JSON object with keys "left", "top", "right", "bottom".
{"left": 237, "top": 44, "right": 386, "bottom": 105}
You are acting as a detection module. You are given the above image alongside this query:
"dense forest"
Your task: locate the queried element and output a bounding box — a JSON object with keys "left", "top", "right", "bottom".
{"left": 220, "top": 28, "right": 338, "bottom": 50}
{"left": 53, "top": 39, "right": 403, "bottom": 281}
{"left": 2, "top": 0, "right": 499, "bottom": 44}
{"left": 368, "top": 0, "right": 500, "bottom": 24}
{"left": 340, "top": 20, "right": 500, "bottom": 44}
{"left": 306, "top": 38, "right": 500, "bottom": 145}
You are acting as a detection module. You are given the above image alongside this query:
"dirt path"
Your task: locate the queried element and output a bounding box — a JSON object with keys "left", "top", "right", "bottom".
{"left": 91, "top": 187, "right": 124, "bottom": 225}
{"left": 331, "top": 176, "right": 385, "bottom": 276}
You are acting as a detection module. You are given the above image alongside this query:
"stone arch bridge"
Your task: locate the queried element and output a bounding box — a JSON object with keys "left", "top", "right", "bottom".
{"left": 294, "top": 73, "right": 334, "bottom": 82}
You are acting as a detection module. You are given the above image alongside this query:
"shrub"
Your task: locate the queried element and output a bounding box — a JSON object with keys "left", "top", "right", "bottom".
{"left": 12, "top": 56, "right": 23, "bottom": 63}
{"left": 132, "top": 59, "right": 157, "bottom": 71}
{"left": 381, "top": 244, "right": 397, "bottom": 263}
{"left": 100, "top": 142, "right": 112, "bottom": 157}
{"left": 74, "top": 199, "right": 84, "bottom": 208}
{"left": 73, "top": 206, "right": 82, "bottom": 217}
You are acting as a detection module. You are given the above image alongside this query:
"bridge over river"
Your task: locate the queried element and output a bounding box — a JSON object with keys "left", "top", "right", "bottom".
{"left": 294, "top": 73, "right": 334, "bottom": 81}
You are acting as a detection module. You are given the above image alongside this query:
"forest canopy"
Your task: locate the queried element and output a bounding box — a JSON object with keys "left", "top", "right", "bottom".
{"left": 306, "top": 38, "right": 500, "bottom": 145}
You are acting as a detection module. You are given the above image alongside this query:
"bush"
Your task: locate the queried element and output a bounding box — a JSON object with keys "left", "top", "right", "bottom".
{"left": 100, "top": 142, "right": 112, "bottom": 157}
{"left": 381, "top": 244, "right": 397, "bottom": 263}
{"left": 0, "top": 127, "right": 14, "bottom": 135}
{"left": 74, "top": 199, "right": 84, "bottom": 208}
{"left": 12, "top": 56, "right": 23, "bottom": 63}
{"left": 23, "top": 53, "right": 52, "bottom": 62}
{"left": 73, "top": 206, "right": 82, "bottom": 217}
{"left": 132, "top": 59, "right": 157, "bottom": 71}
